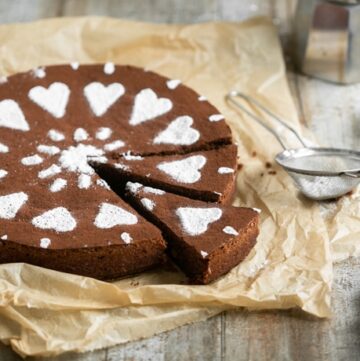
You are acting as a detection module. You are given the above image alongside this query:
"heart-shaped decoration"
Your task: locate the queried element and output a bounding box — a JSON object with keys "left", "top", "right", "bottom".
{"left": 176, "top": 207, "right": 222, "bottom": 236}
{"left": 157, "top": 155, "right": 206, "bottom": 184}
{"left": 0, "top": 100, "right": 30, "bottom": 131}
{"left": 32, "top": 207, "right": 77, "bottom": 232}
{"left": 94, "top": 203, "right": 138, "bottom": 229}
{"left": 129, "top": 88, "right": 172, "bottom": 126}
{"left": 28, "top": 82, "right": 70, "bottom": 118}
{"left": 153, "top": 116, "right": 200, "bottom": 145}
{"left": 0, "top": 192, "right": 28, "bottom": 219}
{"left": 84, "top": 82, "right": 125, "bottom": 117}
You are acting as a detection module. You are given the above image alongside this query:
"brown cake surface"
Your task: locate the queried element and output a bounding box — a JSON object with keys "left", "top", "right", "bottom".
{"left": 92, "top": 144, "right": 237, "bottom": 203}
{"left": 125, "top": 182, "right": 259, "bottom": 284}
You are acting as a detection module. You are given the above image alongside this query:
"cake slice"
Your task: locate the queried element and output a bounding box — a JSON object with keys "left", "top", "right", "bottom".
{"left": 91, "top": 144, "right": 238, "bottom": 203}
{"left": 125, "top": 181, "right": 260, "bottom": 284}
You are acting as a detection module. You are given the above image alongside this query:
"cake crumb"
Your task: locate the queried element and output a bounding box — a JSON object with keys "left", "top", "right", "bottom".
{"left": 265, "top": 162, "right": 272, "bottom": 168}
{"left": 268, "top": 170, "right": 277, "bottom": 175}
{"left": 237, "top": 163, "right": 243, "bottom": 171}
{"left": 252, "top": 151, "right": 257, "bottom": 157}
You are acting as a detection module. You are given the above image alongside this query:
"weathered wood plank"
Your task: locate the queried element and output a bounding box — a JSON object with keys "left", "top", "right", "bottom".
{"left": 224, "top": 257, "right": 360, "bottom": 361}
{"left": 0, "top": 0, "right": 63, "bottom": 23}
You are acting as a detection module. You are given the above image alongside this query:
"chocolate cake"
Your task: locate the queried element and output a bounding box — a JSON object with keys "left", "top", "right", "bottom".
{"left": 125, "top": 182, "right": 259, "bottom": 284}
{"left": 0, "top": 62, "right": 258, "bottom": 282}
{"left": 91, "top": 144, "right": 237, "bottom": 203}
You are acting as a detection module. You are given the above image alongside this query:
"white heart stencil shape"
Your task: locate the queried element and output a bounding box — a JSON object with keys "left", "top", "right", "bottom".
{"left": 0, "top": 100, "right": 30, "bottom": 131}
{"left": 157, "top": 155, "right": 206, "bottom": 184}
{"left": 0, "top": 192, "right": 28, "bottom": 219}
{"left": 153, "top": 116, "right": 200, "bottom": 145}
{"left": 84, "top": 82, "right": 125, "bottom": 117}
{"left": 129, "top": 88, "right": 172, "bottom": 126}
{"left": 94, "top": 203, "right": 138, "bottom": 229}
{"left": 32, "top": 207, "right": 77, "bottom": 232}
{"left": 176, "top": 207, "right": 222, "bottom": 236}
{"left": 28, "top": 82, "right": 70, "bottom": 118}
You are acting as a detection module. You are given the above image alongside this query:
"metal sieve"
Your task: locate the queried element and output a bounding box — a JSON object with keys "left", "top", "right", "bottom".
{"left": 226, "top": 91, "right": 360, "bottom": 200}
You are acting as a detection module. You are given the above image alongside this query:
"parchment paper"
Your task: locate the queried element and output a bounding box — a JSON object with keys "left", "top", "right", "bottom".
{"left": 0, "top": 16, "right": 356, "bottom": 357}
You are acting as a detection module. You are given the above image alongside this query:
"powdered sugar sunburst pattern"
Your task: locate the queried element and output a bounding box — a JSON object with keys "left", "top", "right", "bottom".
{"left": 21, "top": 127, "right": 125, "bottom": 192}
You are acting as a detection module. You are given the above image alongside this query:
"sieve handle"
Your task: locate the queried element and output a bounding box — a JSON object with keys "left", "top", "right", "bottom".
{"left": 343, "top": 171, "right": 360, "bottom": 178}
{"left": 226, "top": 91, "right": 307, "bottom": 150}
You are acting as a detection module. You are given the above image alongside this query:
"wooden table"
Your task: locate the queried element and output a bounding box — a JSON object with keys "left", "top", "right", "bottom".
{"left": 0, "top": 1, "right": 359, "bottom": 360}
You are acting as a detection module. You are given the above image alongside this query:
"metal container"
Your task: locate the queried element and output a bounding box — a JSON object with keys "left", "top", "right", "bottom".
{"left": 294, "top": 0, "right": 360, "bottom": 84}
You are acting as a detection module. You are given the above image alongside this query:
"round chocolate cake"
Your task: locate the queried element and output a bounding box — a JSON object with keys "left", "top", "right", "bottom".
{"left": 0, "top": 63, "right": 253, "bottom": 282}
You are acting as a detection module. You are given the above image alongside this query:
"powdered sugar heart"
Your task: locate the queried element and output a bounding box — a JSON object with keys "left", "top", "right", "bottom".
{"left": 129, "top": 88, "right": 172, "bottom": 126}
{"left": 84, "top": 82, "right": 125, "bottom": 117}
{"left": 32, "top": 207, "right": 76, "bottom": 232}
{"left": 157, "top": 155, "right": 206, "bottom": 184}
{"left": 94, "top": 203, "right": 138, "bottom": 229}
{"left": 28, "top": 82, "right": 70, "bottom": 118}
{"left": 0, "top": 192, "right": 28, "bottom": 219}
{"left": 153, "top": 116, "right": 200, "bottom": 145}
{"left": 176, "top": 207, "right": 222, "bottom": 236}
{"left": 0, "top": 100, "right": 30, "bottom": 131}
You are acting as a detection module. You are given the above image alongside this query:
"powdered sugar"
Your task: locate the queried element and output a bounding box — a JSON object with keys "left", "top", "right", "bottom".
{"left": 200, "top": 250, "right": 208, "bottom": 258}
{"left": 198, "top": 95, "right": 207, "bottom": 101}
{"left": 121, "top": 151, "right": 143, "bottom": 161}
{"left": 70, "top": 62, "right": 79, "bottom": 70}
{"left": 0, "top": 76, "right": 7, "bottom": 84}
{"left": 129, "top": 88, "right": 173, "bottom": 126}
{"left": 28, "top": 82, "right": 70, "bottom": 118}
{"left": 0, "top": 169, "right": 8, "bottom": 179}
{"left": 33, "top": 67, "right": 46, "bottom": 78}
{"left": 37, "top": 145, "right": 60, "bottom": 155}
{"left": 176, "top": 207, "right": 222, "bottom": 236}
{"left": 50, "top": 178, "right": 67, "bottom": 192}
{"left": 73, "top": 128, "right": 89, "bottom": 142}
{"left": 40, "top": 238, "right": 51, "bottom": 248}
{"left": 114, "top": 163, "right": 129, "bottom": 170}
{"left": 78, "top": 174, "right": 91, "bottom": 189}
{"left": 94, "top": 203, "right": 138, "bottom": 228}
{"left": 125, "top": 181, "right": 143, "bottom": 194}
{"left": 223, "top": 226, "right": 239, "bottom": 236}
{"left": 1, "top": 235, "right": 7, "bottom": 240}
{"left": 143, "top": 186, "right": 165, "bottom": 195}
{"left": 141, "top": 198, "right": 155, "bottom": 211}
{"left": 84, "top": 82, "right": 125, "bottom": 117}
{"left": 209, "top": 114, "right": 224, "bottom": 122}
{"left": 21, "top": 154, "right": 43, "bottom": 166}
{"left": 96, "top": 179, "right": 110, "bottom": 190}
{"left": 157, "top": 155, "right": 206, "bottom": 184}
{"left": 38, "top": 164, "right": 61, "bottom": 179}
{"left": 0, "top": 142, "right": 9, "bottom": 153}
{"left": 0, "top": 99, "right": 30, "bottom": 131}
{"left": 104, "top": 140, "right": 125, "bottom": 152}
{"left": 48, "top": 129, "right": 65, "bottom": 142}
{"left": 166, "top": 79, "right": 181, "bottom": 89}
{"left": 104, "top": 62, "right": 115, "bottom": 75}
{"left": 153, "top": 116, "right": 200, "bottom": 145}
{"left": 32, "top": 207, "right": 77, "bottom": 232}
{"left": 59, "top": 144, "right": 104, "bottom": 175}
{"left": 253, "top": 208, "right": 261, "bottom": 213}
{"left": 218, "top": 167, "right": 234, "bottom": 174}
{"left": 121, "top": 232, "right": 132, "bottom": 244}
{"left": 0, "top": 192, "right": 28, "bottom": 219}
{"left": 96, "top": 127, "right": 112, "bottom": 140}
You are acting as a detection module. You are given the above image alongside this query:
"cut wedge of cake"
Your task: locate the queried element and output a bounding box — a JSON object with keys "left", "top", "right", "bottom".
{"left": 91, "top": 144, "right": 238, "bottom": 203}
{"left": 125, "top": 181, "right": 259, "bottom": 284}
